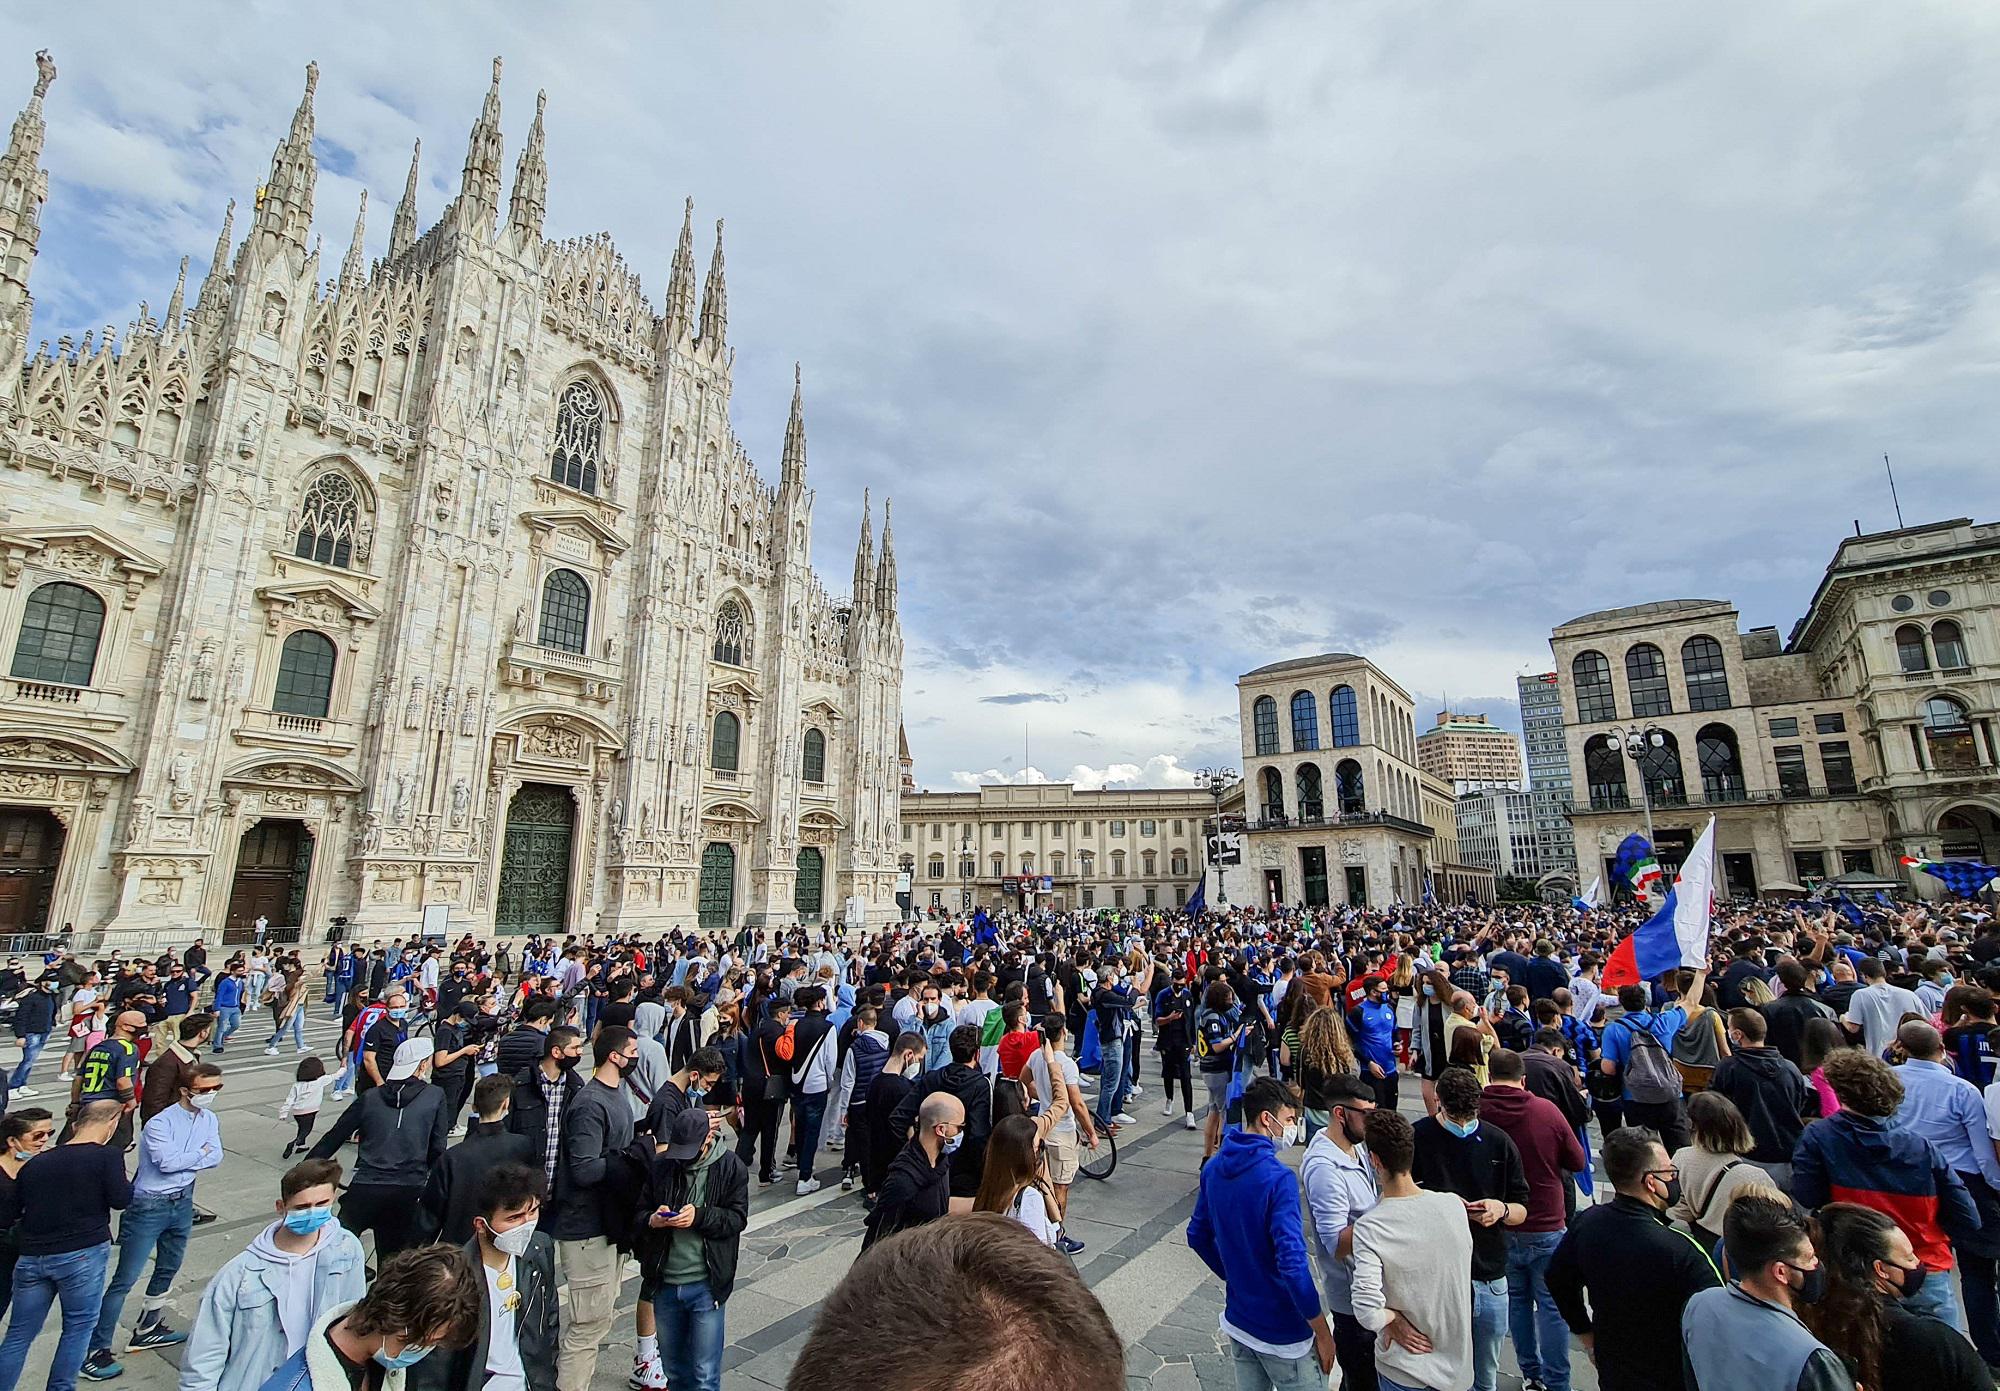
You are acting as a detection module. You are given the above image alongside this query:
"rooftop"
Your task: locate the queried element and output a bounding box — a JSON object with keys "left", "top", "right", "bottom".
{"left": 1240, "top": 652, "right": 1364, "bottom": 679}
{"left": 1557, "top": 598, "right": 1731, "bottom": 630}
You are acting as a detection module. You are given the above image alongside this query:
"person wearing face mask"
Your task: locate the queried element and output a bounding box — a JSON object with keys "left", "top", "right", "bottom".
{"left": 360, "top": 989, "right": 412, "bottom": 1095}
{"left": 545, "top": 1027, "right": 638, "bottom": 1391}
{"left": 1185, "top": 1077, "right": 1335, "bottom": 1388}
{"left": 1299, "top": 1074, "right": 1380, "bottom": 1391}
{"left": 860, "top": 1032, "right": 927, "bottom": 1204}
{"left": 0, "top": 1107, "right": 54, "bottom": 1319}
{"left": 180, "top": 1160, "right": 367, "bottom": 1391}
{"left": 862, "top": 1091, "right": 964, "bottom": 1253}
{"left": 1803, "top": 1201, "right": 1996, "bottom": 1391}
{"left": 504, "top": 1026, "right": 584, "bottom": 1195}
{"left": 252, "top": 1244, "right": 482, "bottom": 1391}
{"left": 1681, "top": 1195, "right": 1857, "bottom": 1391}
{"left": 406, "top": 1164, "right": 558, "bottom": 1391}
{"left": 9, "top": 972, "right": 58, "bottom": 1098}
{"left": 308, "top": 1039, "right": 450, "bottom": 1258}
{"left": 634, "top": 1107, "right": 749, "bottom": 1391}
{"left": 77, "top": 1063, "right": 225, "bottom": 1376}
{"left": 1545, "top": 1127, "right": 1721, "bottom": 1391}
{"left": 423, "top": 1076, "right": 539, "bottom": 1247}
{"left": 1348, "top": 974, "right": 1401, "bottom": 1110}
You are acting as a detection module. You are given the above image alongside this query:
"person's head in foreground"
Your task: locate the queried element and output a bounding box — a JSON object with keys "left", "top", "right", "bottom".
{"left": 786, "top": 1212, "right": 1121, "bottom": 1390}
{"left": 329, "top": 1244, "right": 482, "bottom": 1369}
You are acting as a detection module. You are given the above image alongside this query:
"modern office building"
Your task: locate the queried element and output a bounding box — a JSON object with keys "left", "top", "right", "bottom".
{"left": 1416, "top": 711, "right": 1524, "bottom": 788}
{"left": 1454, "top": 786, "right": 1542, "bottom": 879}
{"left": 1517, "top": 671, "right": 1577, "bottom": 882}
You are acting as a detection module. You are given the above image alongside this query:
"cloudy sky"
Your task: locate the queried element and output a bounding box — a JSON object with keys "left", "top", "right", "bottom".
{"left": 8, "top": 3, "right": 1999, "bottom": 791}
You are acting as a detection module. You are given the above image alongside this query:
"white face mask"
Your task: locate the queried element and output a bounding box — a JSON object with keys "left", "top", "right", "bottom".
{"left": 489, "top": 1217, "right": 538, "bottom": 1257}
{"left": 189, "top": 1092, "right": 219, "bottom": 1110}
{"left": 1280, "top": 1122, "right": 1301, "bottom": 1147}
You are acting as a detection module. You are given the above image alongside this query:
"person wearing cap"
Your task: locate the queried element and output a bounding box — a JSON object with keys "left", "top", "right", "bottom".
{"left": 307, "top": 1037, "right": 450, "bottom": 1257}
{"left": 634, "top": 1107, "right": 749, "bottom": 1391}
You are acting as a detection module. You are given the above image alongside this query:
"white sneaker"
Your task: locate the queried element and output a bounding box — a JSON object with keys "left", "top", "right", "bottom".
{"left": 263, "top": 1046, "right": 280, "bottom": 1056}
{"left": 12, "top": 1086, "right": 36, "bottom": 1098}
{"left": 57, "top": 1071, "right": 72, "bottom": 1081}
{"left": 796, "top": 1178, "right": 821, "bottom": 1196}
{"left": 1129, "top": 1085, "right": 1143, "bottom": 1099}
{"left": 627, "top": 1356, "right": 667, "bottom": 1391}
{"left": 826, "top": 1136, "right": 843, "bottom": 1151}
{"left": 449, "top": 1124, "right": 467, "bottom": 1138}
{"left": 1113, "top": 1112, "right": 1136, "bottom": 1126}
{"left": 1160, "top": 1101, "right": 1174, "bottom": 1117}
{"left": 1184, "top": 1113, "right": 1198, "bottom": 1130}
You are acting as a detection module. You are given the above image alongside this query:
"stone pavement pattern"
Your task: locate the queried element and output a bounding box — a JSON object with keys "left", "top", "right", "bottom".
{"left": 5, "top": 1012, "right": 1591, "bottom": 1389}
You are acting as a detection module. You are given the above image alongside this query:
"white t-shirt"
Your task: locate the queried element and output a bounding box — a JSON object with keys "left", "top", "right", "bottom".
{"left": 483, "top": 1257, "right": 527, "bottom": 1391}
{"left": 957, "top": 998, "right": 1000, "bottom": 1073}
{"left": 1846, "top": 982, "right": 1923, "bottom": 1055}
{"left": 1010, "top": 1185, "right": 1060, "bottom": 1245}
{"left": 1027, "top": 1049, "right": 1081, "bottom": 1135}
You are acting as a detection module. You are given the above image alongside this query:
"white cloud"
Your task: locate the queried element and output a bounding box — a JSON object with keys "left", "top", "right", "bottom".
{"left": 949, "top": 754, "right": 1200, "bottom": 792}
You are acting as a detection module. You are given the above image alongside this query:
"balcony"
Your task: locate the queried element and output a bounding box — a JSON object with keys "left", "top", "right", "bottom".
{"left": 0, "top": 678, "right": 126, "bottom": 730}
{"left": 1251, "top": 810, "right": 1436, "bottom": 838}
{"left": 236, "top": 707, "right": 362, "bottom": 754}
{"left": 1581, "top": 783, "right": 1870, "bottom": 814}
{"left": 500, "top": 637, "right": 622, "bottom": 704}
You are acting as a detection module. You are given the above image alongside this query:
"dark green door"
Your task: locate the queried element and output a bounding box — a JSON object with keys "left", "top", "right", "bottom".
{"left": 698, "top": 842, "right": 734, "bottom": 932}
{"left": 497, "top": 783, "right": 574, "bottom": 935}
{"left": 794, "top": 846, "right": 824, "bottom": 921}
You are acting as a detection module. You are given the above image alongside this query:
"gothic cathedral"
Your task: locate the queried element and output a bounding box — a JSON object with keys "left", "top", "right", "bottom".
{"left": 0, "top": 54, "right": 908, "bottom": 944}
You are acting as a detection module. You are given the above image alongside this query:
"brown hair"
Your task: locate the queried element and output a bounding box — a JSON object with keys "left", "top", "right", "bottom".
{"left": 972, "top": 1114, "right": 1056, "bottom": 1228}
{"left": 1687, "top": 1090, "right": 1754, "bottom": 1156}
{"left": 344, "top": 1245, "right": 482, "bottom": 1349}
{"left": 1822, "top": 1049, "right": 1904, "bottom": 1119}
{"left": 281, "top": 1157, "right": 343, "bottom": 1203}
{"left": 788, "top": 1214, "right": 1120, "bottom": 1391}
{"left": 1297, "top": 1005, "right": 1356, "bottom": 1078}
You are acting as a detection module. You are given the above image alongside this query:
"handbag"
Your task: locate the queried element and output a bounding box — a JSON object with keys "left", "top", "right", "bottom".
{"left": 1689, "top": 1157, "right": 1744, "bottom": 1248}
{"left": 758, "top": 1038, "right": 788, "bottom": 1104}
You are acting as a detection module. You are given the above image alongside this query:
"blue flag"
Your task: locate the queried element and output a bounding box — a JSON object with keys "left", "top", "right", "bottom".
{"left": 1185, "top": 873, "right": 1207, "bottom": 918}
{"left": 1835, "top": 895, "right": 1866, "bottom": 929}
{"left": 1904, "top": 856, "right": 2000, "bottom": 898}
{"left": 1422, "top": 871, "right": 1438, "bottom": 907}
{"left": 1611, "top": 834, "right": 1663, "bottom": 895}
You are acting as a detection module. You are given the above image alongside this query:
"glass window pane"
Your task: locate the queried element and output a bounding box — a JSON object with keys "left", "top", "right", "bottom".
{"left": 1681, "top": 635, "right": 1730, "bottom": 711}
{"left": 1573, "top": 652, "right": 1616, "bottom": 722}
{"left": 9, "top": 582, "right": 106, "bottom": 686}
{"left": 538, "top": 570, "right": 590, "bottom": 653}
{"left": 1252, "top": 696, "right": 1279, "bottom": 755}
{"left": 1328, "top": 686, "right": 1360, "bottom": 746}
{"left": 272, "top": 631, "right": 337, "bottom": 717}
{"left": 711, "top": 711, "right": 740, "bottom": 771}
{"left": 1290, "top": 691, "right": 1319, "bottom": 751}
{"left": 1625, "top": 644, "right": 1673, "bottom": 718}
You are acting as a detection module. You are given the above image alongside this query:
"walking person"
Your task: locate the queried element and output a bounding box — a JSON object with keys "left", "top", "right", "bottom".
{"left": 1152, "top": 968, "right": 1196, "bottom": 1128}
{"left": 68, "top": 1010, "right": 146, "bottom": 1153}
{"left": 139, "top": 1016, "right": 213, "bottom": 1126}
{"left": 306, "top": 1039, "right": 450, "bottom": 1257}
{"left": 635, "top": 1108, "right": 750, "bottom": 1391}
{"left": 178, "top": 1160, "right": 367, "bottom": 1391}
{"left": 79, "top": 1063, "right": 226, "bottom": 1378}
{"left": 10, "top": 974, "right": 57, "bottom": 1098}
{"left": 0, "top": 1100, "right": 130, "bottom": 1391}
{"left": 207, "top": 964, "right": 245, "bottom": 1056}
{"left": 277, "top": 1057, "right": 329, "bottom": 1160}
{"left": 260, "top": 965, "right": 307, "bottom": 1056}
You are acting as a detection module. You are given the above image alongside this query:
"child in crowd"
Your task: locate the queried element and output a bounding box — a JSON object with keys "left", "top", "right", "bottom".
{"left": 278, "top": 1055, "right": 329, "bottom": 1159}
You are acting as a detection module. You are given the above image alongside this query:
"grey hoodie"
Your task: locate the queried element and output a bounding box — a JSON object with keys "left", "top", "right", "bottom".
{"left": 307, "top": 1076, "right": 449, "bottom": 1187}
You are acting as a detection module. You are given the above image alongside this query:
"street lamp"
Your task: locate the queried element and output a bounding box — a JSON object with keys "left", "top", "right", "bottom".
{"left": 960, "top": 832, "right": 972, "bottom": 917}
{"left": 1197, "top": 765, "right": 1237, "bottom": 906}
{"left": 1605, "top": 724, "right": 1667, "bottom": 846}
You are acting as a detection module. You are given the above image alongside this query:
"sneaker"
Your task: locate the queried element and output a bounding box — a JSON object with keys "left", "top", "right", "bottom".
{"left": 1056, "top": 1235, "right": 1086, "bottom": 1255}
{"left": 1129, "top": 1085, "right": 1143, "bottom": 1098}
{"left": 1183, "top": 1113, "right": 1198, "bottom": 1130}
{"left": 1160, "top": 1101, "right": 1174, "bottom": 1117}
{"left": 627, "top": 1356, "right": 668, "bottom": 1391}
{"left": 826, "top": 1136, "right": 843, "bottom": 1151}
{"left": 840, "top": 1174, "right": 854, "bottom": 1192}
{"left": 449, "top": 1124, "right": 467, "bottom": 1138}
{"left": 758, "top": 1174, "right": 776, "bottom": 1186}
{"left": 78, "top": 1352, "right": 122, "bottom": 1381}
{"left": 281, "top": 1141, "right": 297, "bottom": 1159}
{"left": 11, "top": 1086, "right": 36, "bottom": 1098}
{"left": 57, "top": 1070, "right": 73, "bottom": 1081}
{"left": 263, "top": 1046, "right": 280, "bottom": 1056}
{"left": 193, "top": 1210, "right": 217, "bottom": 1225}
{"left": 128, "top": 1320, "right": 186, "bottom": 1350}
{"left": 796, "top": 1178, "right": 821, "bottom": 1196}
{"left": 1113, "top": 1112, "right": 1136, "bottom": 1126}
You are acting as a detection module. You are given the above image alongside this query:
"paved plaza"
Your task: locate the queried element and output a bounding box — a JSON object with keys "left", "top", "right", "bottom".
{"left": 3, "top": 1002, "right": 1595, "bottom": 1391}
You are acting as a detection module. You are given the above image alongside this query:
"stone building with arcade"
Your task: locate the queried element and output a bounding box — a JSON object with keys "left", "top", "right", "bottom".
{"left": 0, "top": 54, "right": 906, "bottom": 944}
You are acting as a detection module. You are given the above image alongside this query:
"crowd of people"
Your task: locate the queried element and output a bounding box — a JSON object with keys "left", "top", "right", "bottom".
{"left": 0, "top": 887, "right": 1995, "bottom": 1390}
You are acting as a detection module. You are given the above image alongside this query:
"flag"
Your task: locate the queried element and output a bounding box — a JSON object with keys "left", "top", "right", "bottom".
{"left": 1603, "top": 817, "right": 1717, "bottom": 989}
{"left": 1834, "top": 894, "right": 1866, "bottom": 929}
{"left": 1572, "top": 876, "right": 1605, "bottom": 913}
{"left": 1901, "top": 855, "right": 2000, "bottom": 898}
{"left": 1185, "top": 872, "right": 1207, "bottom": 918}
{"left": 1422, "top": 871, "right": 1438, "bottom": 907}
{"left": 1611, "top": 834, "right": 1663, "bottom": 896}
{"left": 1874, "top": 891, "right": 1895, "bottom": 907}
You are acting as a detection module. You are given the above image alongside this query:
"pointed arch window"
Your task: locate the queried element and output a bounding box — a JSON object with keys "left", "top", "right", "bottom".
{"left": 712, "top": 601, "right": 748, "bottom": 666}
{"left": 273, "top": 630, "right": 337, "bottom": 718}
{"left": 549, "top": 379, "right": 604, "bottom": 495}
{"left": 1625, "top": 643, "right": 1673, "bottom": 718}
{"left": 538, "top": 569, "right": 590, "bottom": 654}
{"left": 801, "top": 727, "right": 826, "bottom": 783}
{"left": 10, "top": 581, "right": 105, "bottom": 687}
{"left": 1682, "top": 635, "right": 1730, "bottom": 711}
{"left": 1328, "top": 685, "right": 1360, "bottom": 746}
{"left": 710, "top": 710, "right": 741, "bottom": 772}
{"left": 1252, "top": 696, "right": 1279, "bottom": 755}
{"left": 1573, "top": 651, "right": 1616, "bottom": 722}
{"left": 293, "top": 471, "right": 360, "bottom": 568}
{"left": 1290, "top": 691, "right": 1319, "bottom": 751}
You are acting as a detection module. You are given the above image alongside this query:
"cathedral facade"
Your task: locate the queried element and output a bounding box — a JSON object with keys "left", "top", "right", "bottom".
{"left": 0, "top": 54, "right": 906, "bottom": 945}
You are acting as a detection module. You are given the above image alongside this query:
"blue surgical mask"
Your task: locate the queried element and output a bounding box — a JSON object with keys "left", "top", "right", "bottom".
{"left": 687, "top": 1087, "right": 706, "bottom": 1105}
{"left": 1441, "top": 1117, "right": 1479, "bottom": 1139}
{"left": 283, "top": 1206, "right": 333, "bottom": 1236}
{"left": 389, "top": 1008, "right": 408, "bottom": 1021}
{"left": 373, "top": 1343, "right": 433, "bottom": 1370}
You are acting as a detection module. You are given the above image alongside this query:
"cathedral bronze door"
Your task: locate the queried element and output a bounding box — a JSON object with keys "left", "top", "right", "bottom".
{"left": 0, "top": 808, "right": 63, "bottom": 936}
{"left": 498, "top": 784, "right": 575, "bottom": 936}
{"left": 793, "top": 846, "right": 823, "bottom": 922}
{"left": 226, "top": 820, "right": 313, "bottom": 943}
{"left": 698, "top": 843, "right": 734, "bottom": 932}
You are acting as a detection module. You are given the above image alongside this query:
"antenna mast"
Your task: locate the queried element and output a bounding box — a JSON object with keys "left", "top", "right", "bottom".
{"left": 1884, "top": 454, "right": 1905, "bottom": 529}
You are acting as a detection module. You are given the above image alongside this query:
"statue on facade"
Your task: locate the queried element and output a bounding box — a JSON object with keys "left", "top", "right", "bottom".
{"left": 187, "top": 641, "right": 215, "bottom": 702}
{"left": 167, "top": 752, "right": 194, "bottom": 810}
{"left": 391, "top": 771, "right": 412, "bottom": 822}
{"left": 449, "top": 778, "right": 470, "bottom": 826}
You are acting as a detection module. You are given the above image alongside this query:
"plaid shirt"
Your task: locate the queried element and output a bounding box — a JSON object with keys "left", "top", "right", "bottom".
{"left": 1449, "top": 962, "right": 1490, "bottom": 999}
{"left": 539, "top": 1071, "right": 564, "bottom": 1186}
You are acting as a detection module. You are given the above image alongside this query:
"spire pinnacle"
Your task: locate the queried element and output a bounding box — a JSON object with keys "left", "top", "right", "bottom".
{"left": 340, "top": 189, "right": 367, "bottom": 289}
{"left": 3, "top": 50, "right": 53, "bottom": 175}
{"left": 876, "top": 497, "right": 898, "bottom": 614}
{"left": 389, "top": 139, "right": 421, "bottom": 258}
{"left": 781, "top": 362, "right": 806, "bottom": 482}
{"left": 257, "top": 62, "right": 318, "bottom": 247}
{"left": 666, "top": 196, "right": 696, "bottom": 330}
{"left": 458, "top": 57, "right": 505, "bottom": 231}
{"left": 164, "top": 256, "right": 188, "bottom": 328}
{"left": 852, "top": 488, "right": 875, "bottom": 610}
{"left": 507, "top": 89, "right": 548, "bottom": 242}
{"left": 192, "top": 200, "right": 235, "bottom": 328}
{"left": 698, "top": 217, "right": 727, "bottom": 348}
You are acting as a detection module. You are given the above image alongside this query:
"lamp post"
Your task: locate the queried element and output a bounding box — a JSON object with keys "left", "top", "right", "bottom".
{"left": 960, "top": 831, "right": 972, "bottom": 917}
{"left": 1606, "top": 723, "right": 1667, "bottom": 847}
{"left": 1197, "top": 765, "right": 1237, "bottom": 906}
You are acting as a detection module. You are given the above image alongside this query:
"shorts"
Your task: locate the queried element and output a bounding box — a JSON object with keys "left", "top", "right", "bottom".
{"left": 1204, "top": 1071, "right": 1231, "bottom": 1117}
{"left": 1044, "top": 1127, "right": 1080, "bottom": 1186}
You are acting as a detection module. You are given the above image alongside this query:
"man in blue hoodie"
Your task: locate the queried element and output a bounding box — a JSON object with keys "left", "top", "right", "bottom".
{"left": 1187, "top": 1077, "right": 1335, "bottom": 1389}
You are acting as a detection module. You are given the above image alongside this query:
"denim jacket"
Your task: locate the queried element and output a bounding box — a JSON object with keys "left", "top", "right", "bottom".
{"left": 184, "top": 1223, "right": 367, "bottom": 1391}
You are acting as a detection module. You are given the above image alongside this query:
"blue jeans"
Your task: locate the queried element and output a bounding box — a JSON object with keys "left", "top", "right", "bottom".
{"left": 210, "top": 1007, "right": 242, "bottom": 1051}
{"left": 265, "top": 1011, "right": 306, "bottom": 1049}
{"left": 1470, "top": 1275, "right": 1507, "bottom": 1391}
{"left": 1905, "top": 1266, "right": 1965, "bottom": 1332}
{"left": 0, "top": 1241, "right": 111, "bottom": 1391}
{"left": 1506, "top": 1229, "right": 1570, "bottom": 1391}
{"left": 1226, "top": 1338, "right": 1320, "bottom": 1390}
{"left": 10, "top": 1031, "right": 48, "bottom": 1088}
{"left": 1096, "top": 1037, "right": 1127, "bottom": 1126}
{"left": 793, "top": 1092, "right": 828, "bottom": 1184}
{"left": 652, "top": 1281, "right": 723, "bottom": 1391}
{"left": 91, "top": 1187, "right": 193, "bottom": 1352}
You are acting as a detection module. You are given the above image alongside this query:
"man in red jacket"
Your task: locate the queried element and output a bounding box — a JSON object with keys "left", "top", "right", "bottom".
{"left": 1479, "top": 1047, "right": 1587, "bottom": 1391}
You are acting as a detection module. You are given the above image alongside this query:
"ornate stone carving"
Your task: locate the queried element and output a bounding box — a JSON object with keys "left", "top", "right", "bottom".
{"left": 0, "top": 770, "right": 56, "bottom": 797}
{"left": 521, "top": 720, "right": 586, "bottom": 762}
{"left": 187, "top": 638, "right": 216, "bottom": 701}
{"left": 0, "top": 739, "right": 85, "bottom": 765}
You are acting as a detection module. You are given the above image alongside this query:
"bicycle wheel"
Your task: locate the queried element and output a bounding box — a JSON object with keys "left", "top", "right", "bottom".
{"left": 1078, "top": 1127, "right": 1118, "bottom": 1182}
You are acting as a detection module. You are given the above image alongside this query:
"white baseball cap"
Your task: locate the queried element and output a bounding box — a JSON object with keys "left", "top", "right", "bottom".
{"left": 386, "top": 1038, "right": 431, "bottom": 1081}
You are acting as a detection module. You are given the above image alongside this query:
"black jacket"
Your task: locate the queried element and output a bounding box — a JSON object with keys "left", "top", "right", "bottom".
{"left": 1546, "top": 1195, "right": 1721, "bottom": 1391}
{"left": 10, "top": 986, "right": 56, "bottom": 1037}
{"left": 421, "top": 1120, "right": 540, "bottom": 1246}
{"left": 862, "top": 1140, "right": 950, "bottom": 1252}
{"left": 1709, "top": 1046, "right": 1815, "bottom": 1164}
{"left": 505, "top": 1065, "right": 581, "bottom": 1152}
{"left": 889, "top": 1062, "right": 991, "bottom": 1199}
{"left": 1521, "top": 1050, "right": 1593, "bottom": 1133}
{"left": 1761, "top": 993, "right": 1836, "bottom": 1070}
{"left": 406, "top": 1235, "right": 558, "bottom": 1391}
{"left": 495, "top": 1025, "right": 550, "bottom": 1080}
{"left": 309, "top": 1077, "right": 450, "bottom": 1188}
{"left": 631, "top": 1147, "right": 751, "bottom": 1304}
